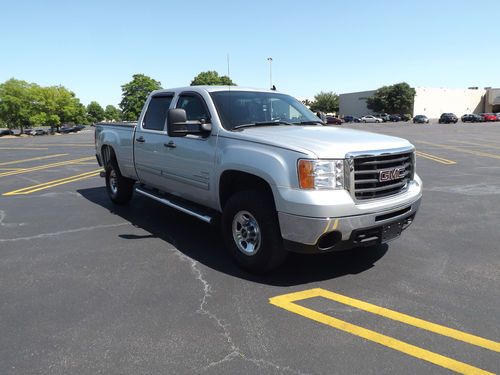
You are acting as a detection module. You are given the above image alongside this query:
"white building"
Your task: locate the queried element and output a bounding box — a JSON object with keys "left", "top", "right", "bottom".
{"left": 339, "top": 87, "right": 500, "bottom": 119}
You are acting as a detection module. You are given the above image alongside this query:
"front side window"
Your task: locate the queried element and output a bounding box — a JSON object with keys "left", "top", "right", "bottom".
{"left": 143, "top": 95, "right": 173, "bottom": 131}
{"left": 210, "top": 91, "right": 320, "bottom": 130}
{"left": 176, "top": 95, "right": 210, "bottom": 122}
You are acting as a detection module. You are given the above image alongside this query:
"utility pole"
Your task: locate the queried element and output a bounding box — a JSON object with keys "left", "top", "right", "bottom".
{"left": 267, "top": 57, "right": 273, "bottom": 89}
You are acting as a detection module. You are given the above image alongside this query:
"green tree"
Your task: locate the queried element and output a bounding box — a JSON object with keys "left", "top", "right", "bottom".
{"left": 190, "top": 71, "right": 236, "bottom": 86}
{"left": 104, "top": 105, "right": 122, "bottom": 121}
{"left": 366, "top": 82, "right": 416, "bottom": 114}
{"left": 0, "top": 79, "right": 85, "bottom": 132}
{"left": 120, "top": 74, "right": 162, "bottom": 121}
{"left": 309, "top": 91, "right": 339, "bottom": 113}
{"left": 29, "top": 85, "right": 86, "bottom": 130}
{"left": 0, "top": 79, "right": 35, "bottom": 132}
{"left": 86, "top": 101, "right": 105, "bottom": 124}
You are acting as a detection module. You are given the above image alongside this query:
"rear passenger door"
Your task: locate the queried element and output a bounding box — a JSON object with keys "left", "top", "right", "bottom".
{"left": 134, "top": 93, "right": 174, "bottom": 188}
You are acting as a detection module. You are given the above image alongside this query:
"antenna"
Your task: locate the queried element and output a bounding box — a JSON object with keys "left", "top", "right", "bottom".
{"left": 227, "top": 53, "right": 230, "bottom": 80}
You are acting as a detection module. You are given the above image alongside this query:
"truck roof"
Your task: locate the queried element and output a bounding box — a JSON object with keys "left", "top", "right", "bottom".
{"left": 150, "top": 86, "right": 278, "bottom": 95}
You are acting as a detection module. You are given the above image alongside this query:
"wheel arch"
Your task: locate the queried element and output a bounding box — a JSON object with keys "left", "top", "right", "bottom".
{"left": 219, "top": 170, "right": 276, "bottom": 210}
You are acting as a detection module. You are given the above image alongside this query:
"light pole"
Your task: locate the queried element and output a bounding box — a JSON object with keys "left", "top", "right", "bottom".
{"left": 267, "top": 57, "right": 273, "bottom": 89}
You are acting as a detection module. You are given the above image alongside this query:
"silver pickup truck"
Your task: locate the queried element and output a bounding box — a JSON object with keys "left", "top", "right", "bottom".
{"left": 95, "top": 86, "right": 422, "bottom": 272}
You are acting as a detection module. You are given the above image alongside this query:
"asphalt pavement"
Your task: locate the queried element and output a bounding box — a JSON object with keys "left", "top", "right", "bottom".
{"left": 0, "top": 124, "right": 499, "bottom": 374}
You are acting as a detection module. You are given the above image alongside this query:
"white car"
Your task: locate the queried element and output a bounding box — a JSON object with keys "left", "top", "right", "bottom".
{"left": 360, "top": 115, "right": 383, "bottom": 123}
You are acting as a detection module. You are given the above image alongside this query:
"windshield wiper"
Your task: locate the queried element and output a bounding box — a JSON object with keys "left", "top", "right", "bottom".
{"left": 233, "top": 120, "right": 292, "bottom": 130}
{"left": 293, "top": 120, "right": 325, "bottom": 125}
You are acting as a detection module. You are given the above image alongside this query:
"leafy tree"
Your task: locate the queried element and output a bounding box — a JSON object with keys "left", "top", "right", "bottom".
{"left": 120, "top": 74, "right": 162, "bottom": 121}
{"left": 366, "top": 82, "right": 416, "bottom": 114}
{"left": 86, "top": 101, "right": 105, "bottom": 124}
{"left": 309, "top": 91, "right": 339, "bottom": 113}
{"left": 0, "top": 79, "right": 85, "bottom": 132}
{"left": 0, "top": 79, "right": 35, "bottom": 132}
{"left": 29, "top": 85, "right": 86, "bottom": 130}
{"left": 190, "top": 71, "right": 236, "bottom": 86}
{"left": 104, "top": 105, "right": 122, "bottom": 121}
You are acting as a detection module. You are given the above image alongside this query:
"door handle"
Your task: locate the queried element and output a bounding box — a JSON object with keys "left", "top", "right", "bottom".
{"left": 136, "top": 136, "right": 145, "bottom": 143}
{"left": 164, "top": 141, "right": 176, "bottom": 148}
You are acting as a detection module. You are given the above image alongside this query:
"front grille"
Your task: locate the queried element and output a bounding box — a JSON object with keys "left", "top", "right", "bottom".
{"left": 353, "top": 152, "right": 414, "bottom": 200}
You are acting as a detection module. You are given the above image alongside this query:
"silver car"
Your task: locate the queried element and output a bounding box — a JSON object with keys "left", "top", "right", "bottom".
{"left": 360, "top": 115, "right": 383, "bottom": 123}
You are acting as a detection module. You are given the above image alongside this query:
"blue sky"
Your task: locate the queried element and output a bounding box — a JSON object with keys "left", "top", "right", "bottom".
{"left": 2, "top": 0, "right": 498, "bottom": 107}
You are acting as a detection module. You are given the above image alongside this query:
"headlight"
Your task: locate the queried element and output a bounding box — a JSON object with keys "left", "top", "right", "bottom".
{"left": 298, "top": 159, "right": 344, "bottom": 189}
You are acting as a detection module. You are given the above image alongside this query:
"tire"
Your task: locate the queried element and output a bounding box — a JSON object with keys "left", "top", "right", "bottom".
{"left": 363, "top": 120, "right": 366, "bottom": 123}
{"left": 221, "top": 190, "right": 287, "bottom": 273}
{"left": 105, "top": 159, "right": 135, "bottom": 204}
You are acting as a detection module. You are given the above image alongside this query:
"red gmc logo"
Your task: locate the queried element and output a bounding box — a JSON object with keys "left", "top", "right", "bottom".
{"left": 379, "top": 167, "right": 405, "bottom": 182}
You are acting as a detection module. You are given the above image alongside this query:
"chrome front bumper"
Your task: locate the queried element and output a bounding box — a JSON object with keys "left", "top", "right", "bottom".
{"left": 278, "top": 197, "right": 421, "bottom": 253}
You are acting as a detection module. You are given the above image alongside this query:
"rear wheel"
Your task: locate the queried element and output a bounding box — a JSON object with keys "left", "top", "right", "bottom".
{"left": 222, "top": 190, "right": 287, "bottom": 273}
{"left": 105, "top": 159, "right": 135, "bottom": 204}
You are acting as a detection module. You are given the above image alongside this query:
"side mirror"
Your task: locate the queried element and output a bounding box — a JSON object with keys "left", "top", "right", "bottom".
{"left": 166, "top": 108, "right": 212, "bottom": 137}
{"left": 167, "top": 108, "right": 188, "bottom": 137}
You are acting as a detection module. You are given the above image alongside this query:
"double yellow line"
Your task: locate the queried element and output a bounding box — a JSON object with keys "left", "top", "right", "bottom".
{"left": 416, "top": 141, "right": 500, "bottom": 160}
{"left": 0, "top": 153, "right": 68, "bottom": 166}
{"left": 3, "top": 169, "right": 102, "bottom": 196}
{"left": 415, "top": 151, "right": 456, "bottom": 165}
{"left": 0, "top": 156, "right": 95, "bottom": 178}
{"left": 270, "top": 288, "right": 499, "bottom": 375}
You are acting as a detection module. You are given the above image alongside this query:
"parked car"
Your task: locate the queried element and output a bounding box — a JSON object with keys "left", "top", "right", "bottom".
{"left": 376, "top": 113, "right": 390, "bottom": 122}
{"left": 461, "top": 114, "right": 483, "bottom": 123}
{"left": 343, "top": 115, "right": 360, "bottom": 123}
{"left": 438, "top": 113, "right": 458, "bottom": 124}
{"left": 60, "top": 125, "right": 76, "bottom": 133}
{"left": 480, "top": 113, "right": 497, "bottom": 122}
{"left": 74, "top": 124, "right": 86, "bottom": 131}
{"left": 0, "top": 129, "right": 14, "bottom": 136}
{"left": 413, "top": 115, "right": 429, "bottom": 124}
{"left": 360, "top": 115, "right": 383, "bottom": 123}
{"left": 23, "top": 128, "right": 34, "bottom": 135}
{"left": 326, "top": 116, "right": 342, "bottom": 125}
{"left": 495, "top": 113, "right": 500, "bottom": 120}
{"left": 389, "top": 114, "right": 402, "bottom": 122}
{"left": 400, "top": 114, "right": 411, "bottom": 121}
{"left": 32, "top": 128, "right": 48, "bottom": 135}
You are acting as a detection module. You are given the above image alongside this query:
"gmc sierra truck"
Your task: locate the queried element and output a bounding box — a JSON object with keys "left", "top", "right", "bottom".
{"left": 95, "top": 86, "right": 422, "bottom": 272}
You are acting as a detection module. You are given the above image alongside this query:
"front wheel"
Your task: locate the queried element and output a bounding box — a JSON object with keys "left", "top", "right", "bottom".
{"left": 105, "top": 160, "right": 135, "bottom": 204}
{"left": 221, "top": 190, "right": 287, "bottom": 273}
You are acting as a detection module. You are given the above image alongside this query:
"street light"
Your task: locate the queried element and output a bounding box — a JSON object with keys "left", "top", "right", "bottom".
{"left": 267, "top": 57, "right": 273, "bottom": 89}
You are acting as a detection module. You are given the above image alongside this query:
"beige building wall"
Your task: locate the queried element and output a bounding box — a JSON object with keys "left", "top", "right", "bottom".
{"left": 339, "top": 90, "right": 375, "bottom": 117}
{"left": 485, "top": 88, "right": 500, "bottom": 112}
{"left": 413, "top": 87, "right": 486, "bottom": 118}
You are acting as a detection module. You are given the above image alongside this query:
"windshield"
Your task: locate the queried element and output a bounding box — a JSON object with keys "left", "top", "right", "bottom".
{"left": 210, "top": 91, "right": 321, "bottom": 130}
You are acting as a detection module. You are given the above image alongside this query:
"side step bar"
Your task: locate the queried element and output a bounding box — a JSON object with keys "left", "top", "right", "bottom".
{"left": 135, "top": 187, "right": 213, "bottom": 224}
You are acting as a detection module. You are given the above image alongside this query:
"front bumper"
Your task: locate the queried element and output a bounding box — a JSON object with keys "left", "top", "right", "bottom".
{"left": 279, "top": 197, "right": 421, "bottom": 254}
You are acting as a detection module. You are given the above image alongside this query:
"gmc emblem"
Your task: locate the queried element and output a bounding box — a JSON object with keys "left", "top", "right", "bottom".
{"left": 379, "top": 167, "right": 405, "bottom": 182}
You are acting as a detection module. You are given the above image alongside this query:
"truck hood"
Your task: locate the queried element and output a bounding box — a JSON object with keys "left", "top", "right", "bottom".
{"left": 223, "top": 126, "right": 413, "bottom": 158}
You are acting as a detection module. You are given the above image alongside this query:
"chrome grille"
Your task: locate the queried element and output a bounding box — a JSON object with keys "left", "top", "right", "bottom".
{"left": 353, "top": 151, "right": 414, "bottom": 200}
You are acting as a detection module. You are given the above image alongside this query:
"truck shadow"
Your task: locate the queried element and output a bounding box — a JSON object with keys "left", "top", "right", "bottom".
{"left": 78, "top": 187, "right": 388, "bottom": 286}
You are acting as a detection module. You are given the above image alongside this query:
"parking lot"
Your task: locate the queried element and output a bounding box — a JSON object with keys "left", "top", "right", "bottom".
{"left": 0, "top": 123, "right": 499, "bottom": 374}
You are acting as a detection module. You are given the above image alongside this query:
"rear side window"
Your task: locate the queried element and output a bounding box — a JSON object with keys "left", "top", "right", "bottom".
{"left": 143, "top": 96, "right": 173, "bottom": 131}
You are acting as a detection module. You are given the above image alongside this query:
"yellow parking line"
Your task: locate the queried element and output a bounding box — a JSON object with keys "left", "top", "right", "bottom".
{"left": 3, "top": 169, "right": 102, "bottom": 195}
{"left": 0, "top": 147, "right": 49, "bottom": 150}
{"left": 0, "top": 153, "right": 68, "bottom": 166}
{"left": 0, "top": 157, "right": 94, "bottom": 178}
{"left": 270, "top": 289, "right": 499, "bottom": 375}
{"left": 451, "top": 140, "right": 500, "bottom": 150}
{"left": 41, "top": 143, "right": 94, "bottom": 147}
{"left": 0, "top": 168, "right": 24, "bottom": 171}
{"left": 416, "top": 151, "right": 456, "bottom": 165}
{"left": 416, "top": 141, "right": 500, "bottom": 160}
